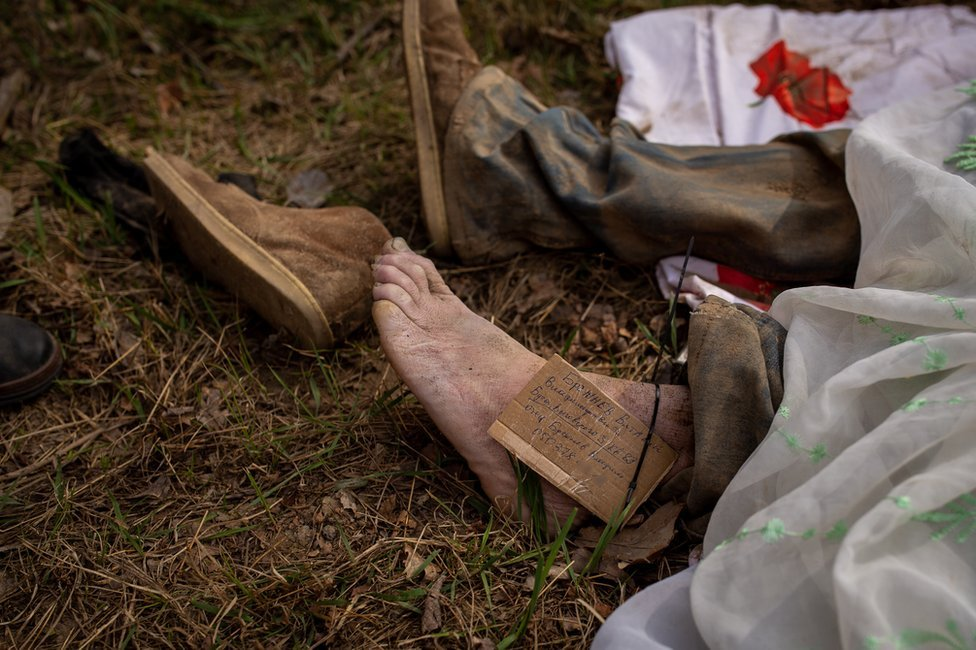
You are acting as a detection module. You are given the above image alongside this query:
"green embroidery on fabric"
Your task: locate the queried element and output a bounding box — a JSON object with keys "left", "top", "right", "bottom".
{"left": 714, "top": 518, "right": 848, "bottom": 549}
{"left": 946, "top": 81, "right": 976, "bottom": 171}
{"left": 761, "top": 518, "right": 787, "bottom": 542}
{"left": 901, "top": 396, "right": 970, "bottom": 412}
{"left": 865, "top": 618, "right": 976, "bottom": 650}
{"left": 946, "top": 136, "right": 976, "bottom": 171}
{"left": 911, "top": 336, "right": 949, "bottom": 372}
{"left": 809, "top": 443, "right": 828, "bottom": 463}
{"left": 714, "top": 528, "right": 749, "bottom": 550}
{"left": 856, "top": 315, "right": 913, "bottom": 346}
{"left": 934, "top": 295, "right": 969, "bottom": 323}
{"left": 774, "top": 427, "right": 829, "bottom": 463}
{"left": 782, "top": 429, "right": 800, "bottom": 449}
{"left": 924, "top": 348, "right": 949, "bottom": 371}
{"left": 824, "top": 520, "right": 848, "bottom": 541}
{"left": 890, "top": 495, "right": 913, "bottom": 510}
{"left": 912, "top": 493, "right": 976, "bottom": 543}
{"left": 777, "top": 404, "right": 791, "bottom": 419}
{"left": 902, "top": 398, "right": 929, "bottom": 412}
{"left": 855, "top": 315, "right": 950, "bottom": 371}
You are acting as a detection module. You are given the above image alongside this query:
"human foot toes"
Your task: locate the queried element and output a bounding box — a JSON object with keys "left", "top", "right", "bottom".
{"left": 372, "top": 238, "right": 581, "bottom": 527}
{"left": 372, "top": 239, "right": 696, "bottom": 527}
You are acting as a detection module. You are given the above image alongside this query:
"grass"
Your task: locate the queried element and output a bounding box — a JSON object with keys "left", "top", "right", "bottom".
{"left": 0, "top": 0, "right": 951, "bottom": 647}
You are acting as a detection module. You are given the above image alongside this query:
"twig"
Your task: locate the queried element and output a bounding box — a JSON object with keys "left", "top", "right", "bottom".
{"left": 334, "top": 9, "right": 386, "bottom": 64}
{"left": 0, "top": 423, "right": 124, "bottom": 481}
{"left": 0, "top": 69, "right": 27, "bottom": 137}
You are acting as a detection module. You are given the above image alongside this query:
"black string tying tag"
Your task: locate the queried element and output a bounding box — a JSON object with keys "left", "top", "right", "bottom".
{"left": 625, "top": 236, "right": 694, "bottom": 506}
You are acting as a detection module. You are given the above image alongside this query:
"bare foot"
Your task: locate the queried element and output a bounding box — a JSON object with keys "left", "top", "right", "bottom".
{"left": 372, "top": 238, "right": 693, "bottom": 529}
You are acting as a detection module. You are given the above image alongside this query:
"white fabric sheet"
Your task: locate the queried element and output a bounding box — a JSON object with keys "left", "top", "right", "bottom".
{"left": 604, "top": 4, "right": 976, "bottom": 145}
{"left": 595, "top": 84, "right": 976, "bottom": 648}
{"left": 655, "top": 255, "right": 777, "bottom": 311}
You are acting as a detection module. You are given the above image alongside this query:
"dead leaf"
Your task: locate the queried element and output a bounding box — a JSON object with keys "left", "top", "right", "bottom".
{"left": 133, "top": 475, "right": 171, "bottom": 499}
{"left": 517, "top": 272, "right": 561, "bottom": 314}
{"left": 396, "top": 510, "right": 418, "bottom": 529}
{"left": 403, "top": 544, "right": 424, "bottom": 578}
{"left": 378, "top": 494, "right": 396, "bottom": 519}
{"left": 286, "top": 169, "right": 333, "bottom": 208}
{"left": 320, "top": 497, "right": 340, "bottom": 516}
{"left": 576, "top": 501, "right": 684, "bottom": 564}
{"left": 471, "top": 638, "right": 496, "bottom": 650}
{"left": 547, "top": 564, "right": 571, "bottom": 580}
{"left": 423, "top": 561, "right": 440, "bottom": 582}
{"left": 337, "top": 490, "right": 360, "bottom": 515}
{"left": 420, "top": 574, "right": 445, "bottom": 633}
{"left": 155, "top": 81, "right": 183, "bottom": 118}
{"left": 0, "top": 70, "right": 27, "bottom": 136}
{"left": 559, "top": 617, "right": 582, "bottom": 633}
{"left": 197, "top": 386, "right": 229, "bottom": 430}
{"left": 539, "top": 26, "right": 582, "bottom": 46}
{"left": 569, "top": 546, "right": 591, "bottom": 573}
{"left": 139, "top": 27, "right": 164, "bottom": 54}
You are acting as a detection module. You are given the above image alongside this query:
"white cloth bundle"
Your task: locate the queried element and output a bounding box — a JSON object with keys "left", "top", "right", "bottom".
{"left": 604, "top": 4, "right": 976, "bottom": 145}
{"left": 595, "top": 42, "right": 976, "bottom": 650}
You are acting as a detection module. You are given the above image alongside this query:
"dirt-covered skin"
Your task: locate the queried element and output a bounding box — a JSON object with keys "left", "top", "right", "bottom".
{"left": 372, "top": 237, "right": 694, "bottom": 529}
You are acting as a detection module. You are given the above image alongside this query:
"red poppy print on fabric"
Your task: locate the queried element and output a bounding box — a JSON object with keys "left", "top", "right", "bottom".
{"left": 749, "top": 40, "right": 852, "bottom": 128}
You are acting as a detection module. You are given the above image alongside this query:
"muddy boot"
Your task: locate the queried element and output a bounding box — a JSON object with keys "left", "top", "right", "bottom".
{"left": 655, "top": 295, "right": 787, "bottom": 535}
{"left": 0, "top": 314, "right": 62, "bottom": 408}
{"left": 403, "top": 0, "right": 481, "bottom": 257}
{"left": 143, "top": 149, "right": 391, "bottom": 348}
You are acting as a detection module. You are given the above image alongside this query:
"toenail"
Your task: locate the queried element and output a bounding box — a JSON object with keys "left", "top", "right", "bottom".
{"left": 392, "top": 237, "right": 410, "bottom": 252}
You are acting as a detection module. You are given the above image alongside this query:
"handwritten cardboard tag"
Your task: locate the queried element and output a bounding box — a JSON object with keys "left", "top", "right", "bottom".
{"left": 488, "top": 355, "right": 677, "bottom": 523}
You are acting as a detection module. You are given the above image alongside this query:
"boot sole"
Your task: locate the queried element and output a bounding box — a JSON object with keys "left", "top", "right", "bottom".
{"left": 143, "top": 149, "right": 334, "bottom": 348}
{"left": 403, "top": 0, "right": 453, "bottom": 258}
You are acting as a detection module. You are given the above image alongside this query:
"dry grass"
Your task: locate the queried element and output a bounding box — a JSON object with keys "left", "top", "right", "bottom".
{"left": 0, "top": 0, "right": 960, "bottom": 647}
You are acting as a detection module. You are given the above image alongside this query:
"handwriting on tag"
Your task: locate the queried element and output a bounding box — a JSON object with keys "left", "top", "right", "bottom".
{"left": 488, "top": 355, "right": 676, "bottom": 523}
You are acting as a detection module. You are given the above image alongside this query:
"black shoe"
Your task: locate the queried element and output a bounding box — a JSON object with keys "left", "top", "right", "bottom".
{"left": 57, "top": 129, "right": 263, "bottom": 243}
{"left": 0, "top": 314, "right": 62, "bottom": 407}
{"left": 58, "top": 128, "right": 160, "bottom": 237}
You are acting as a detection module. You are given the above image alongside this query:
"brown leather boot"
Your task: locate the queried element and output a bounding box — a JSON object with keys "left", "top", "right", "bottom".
{"left": 403, "top": 0, "right": 481, "bottom": 257}
{"left": 143, "top": 149, "right": 390, "bottom": 348}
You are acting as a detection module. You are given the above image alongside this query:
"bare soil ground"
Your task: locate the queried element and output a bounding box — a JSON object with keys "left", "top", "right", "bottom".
{"left": 0, "top": 0, "right": 964, "bottom": 647}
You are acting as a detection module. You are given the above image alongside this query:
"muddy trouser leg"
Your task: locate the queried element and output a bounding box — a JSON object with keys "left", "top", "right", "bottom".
{"left": 652, "top": 295, "right": 787, "bottom": 535}
{"left": 443, "top": 66, "right": 860, "bottom": 284}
